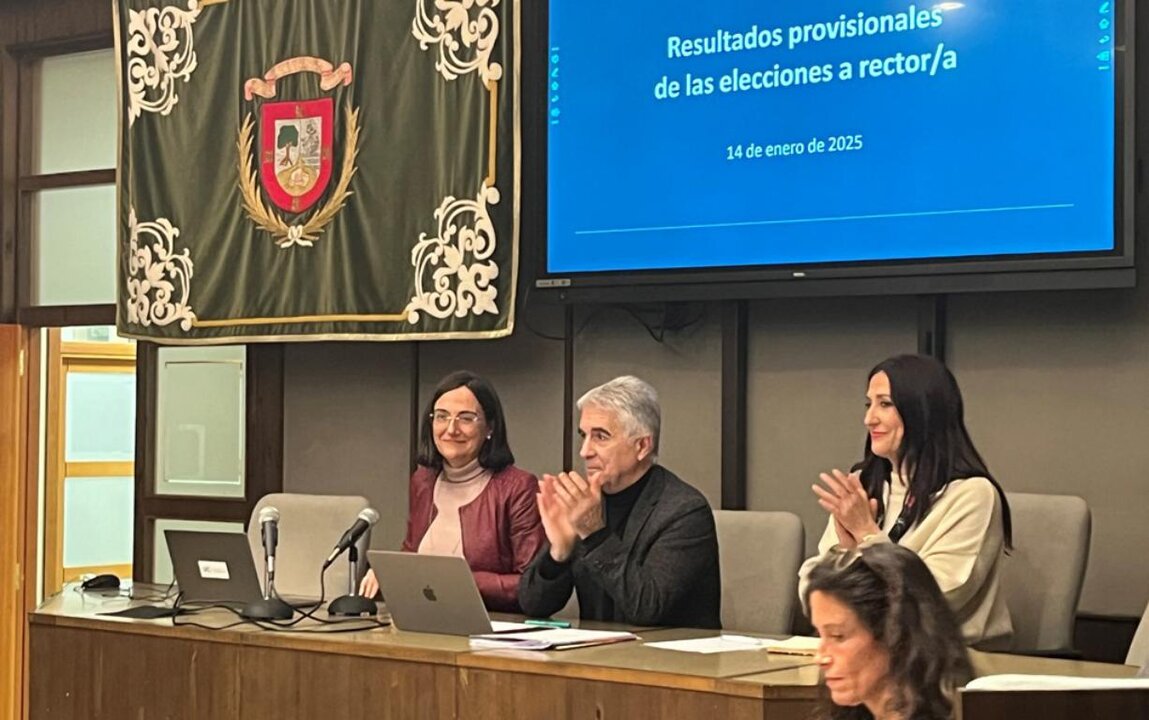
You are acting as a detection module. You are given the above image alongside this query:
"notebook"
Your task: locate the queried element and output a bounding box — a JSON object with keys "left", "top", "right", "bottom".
{"left": 470, "top": 627, "right": 637, "bottom": 651}
{"left": 164, "top": 530, "right": 264, "bottom": 607}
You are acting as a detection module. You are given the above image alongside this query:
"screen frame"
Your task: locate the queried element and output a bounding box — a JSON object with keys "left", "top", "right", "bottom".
{"left": 526, "top": 1, "right": 1138, "bottom": 302}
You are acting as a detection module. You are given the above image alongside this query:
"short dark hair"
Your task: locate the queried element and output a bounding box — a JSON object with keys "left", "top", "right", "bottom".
{"left": 416, "top": 370, "right": 515, "bottom": 472}
{"left": 855, "top": 354, "right": 1012, "bottom": 549}
{"left": 804, "top": 543, "right": 973, "bottom": 720}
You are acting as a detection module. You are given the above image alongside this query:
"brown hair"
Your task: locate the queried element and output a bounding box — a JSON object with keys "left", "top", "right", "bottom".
{"left": 804, "top": 543, "right": 973, "bottom": 720}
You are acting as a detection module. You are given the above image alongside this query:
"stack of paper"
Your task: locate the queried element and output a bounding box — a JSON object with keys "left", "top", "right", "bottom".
{"left": 759, "top": 636, "right": 821, "bottom": 655}
{"left": 646, "top": 635, "right": 769, "bottom": 654}
{"left": 645, "top": 634, "right": 821, "bottom": 655}
{"left": 471, "top": 628, "right": 637, "bottom": 651}
{"left": 487, "top": 621, "right": 539, "bottom": 633}
{"left": 966, "top": 674, "right": 1149, "bottom": 691}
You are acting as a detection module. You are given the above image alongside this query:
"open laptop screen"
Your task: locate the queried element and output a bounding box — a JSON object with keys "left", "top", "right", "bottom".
{"left": 367, "top": 551, "right": 494, "bottom": 635}
{"left": 164, "top": 530, "right": 263, "bottom": 606}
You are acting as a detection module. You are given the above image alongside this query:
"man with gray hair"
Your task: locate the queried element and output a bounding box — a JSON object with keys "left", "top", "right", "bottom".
{"left": 518, "top": 376, "right": 721, "bottom": 628}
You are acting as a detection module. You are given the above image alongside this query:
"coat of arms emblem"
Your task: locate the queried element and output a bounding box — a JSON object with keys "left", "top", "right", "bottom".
{"left": 237, "top": 57, "right": 360, "bottom": 248}
{"left": 260, "top": 98, "right": 333, "bottom": 213}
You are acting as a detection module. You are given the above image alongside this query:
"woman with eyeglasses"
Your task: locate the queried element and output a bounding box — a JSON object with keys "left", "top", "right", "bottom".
{"left": 806, "top": 542, "right": 973, "bottom": 720}
{"left": 799, "top": 354, "right": 1013, "bottom": 650}
{"left": 359, "top": 370, "right": 545, "bottom": 612}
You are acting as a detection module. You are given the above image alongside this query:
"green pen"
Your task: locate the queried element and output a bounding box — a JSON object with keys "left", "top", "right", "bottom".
{"left": 524, "top": 618, "right": 572, "bottom": 628}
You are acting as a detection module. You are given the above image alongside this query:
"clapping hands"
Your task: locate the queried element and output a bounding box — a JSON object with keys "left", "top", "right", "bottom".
{"left": 812, "top": 469, "right": 881, "bottom": 549}
{"left": 537, "top": 471, "right": 606, "bottom": 562}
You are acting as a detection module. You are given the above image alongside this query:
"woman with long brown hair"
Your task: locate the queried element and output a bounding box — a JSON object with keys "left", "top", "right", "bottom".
{"left": 806, "top": 542, "right": 973, "bottom": 720}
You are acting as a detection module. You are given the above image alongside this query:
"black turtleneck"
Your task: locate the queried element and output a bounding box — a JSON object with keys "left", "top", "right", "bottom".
{"left": 520, "top": 463, "right": 722, "bottom": 628}
{"left": 557, "top": 466, "right": 653, "bottom": 620}
{"left": 540, "top": 466, "right": 654, "bottom": 577}
{"left": 585, "top": 465, "right": 652, "bottom": 548}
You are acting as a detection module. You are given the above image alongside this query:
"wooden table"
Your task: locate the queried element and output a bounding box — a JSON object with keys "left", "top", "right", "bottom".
{"left": 958, "top": 651, "right": 1145, "bottom": 719}
{"left": 28, "top": 587, "right": 1141, "bottom": 719}
{"left": 28, "top": 588, "right": 817, "bottom": 719}
{"left": 459, "top": 627, "right": 818, "bottom": 720}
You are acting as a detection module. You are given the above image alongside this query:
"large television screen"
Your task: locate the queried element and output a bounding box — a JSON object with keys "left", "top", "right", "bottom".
{"left": 536, "top": 1, "right": 1135, "bottom": 298}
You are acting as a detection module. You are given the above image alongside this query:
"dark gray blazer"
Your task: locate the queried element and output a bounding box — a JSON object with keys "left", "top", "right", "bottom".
{"left": 518, "top": 465, "right": 721, "bottom": 629}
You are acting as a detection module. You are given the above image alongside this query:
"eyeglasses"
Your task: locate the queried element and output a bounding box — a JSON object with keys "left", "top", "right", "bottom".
{"left": 430, "top": 410, "right": 483, "bottom": 429}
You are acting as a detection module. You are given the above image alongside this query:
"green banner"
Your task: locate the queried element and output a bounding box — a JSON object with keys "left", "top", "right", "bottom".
{"left": 115, "top": 0, "right": 518, "bottom": 343}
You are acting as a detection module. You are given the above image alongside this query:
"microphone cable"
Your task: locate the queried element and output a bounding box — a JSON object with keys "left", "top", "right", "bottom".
{"left": 170, "top": 570, "right": 388, "bottom": 634}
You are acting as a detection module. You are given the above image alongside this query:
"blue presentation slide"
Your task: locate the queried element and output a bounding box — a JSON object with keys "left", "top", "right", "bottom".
{"left": 546, "top": 1, "right": 1117, "bottom": 274}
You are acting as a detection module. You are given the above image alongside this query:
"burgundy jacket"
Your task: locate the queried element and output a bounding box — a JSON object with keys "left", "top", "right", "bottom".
{"left": 402, "top": 464, "right": 544, "bottom": 613}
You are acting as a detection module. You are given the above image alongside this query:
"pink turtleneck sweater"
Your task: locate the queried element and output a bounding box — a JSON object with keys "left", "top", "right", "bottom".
{"left": 417, "top": 458, "right": 493, "bottom": 557}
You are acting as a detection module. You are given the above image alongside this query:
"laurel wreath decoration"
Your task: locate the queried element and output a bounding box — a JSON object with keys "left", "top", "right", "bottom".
{"left": 236, "top": 103, "right": 361, "bottom": 248}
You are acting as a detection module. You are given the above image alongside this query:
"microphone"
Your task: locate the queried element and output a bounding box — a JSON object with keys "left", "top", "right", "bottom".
{"left": 259, "top": 506, "right": 280, "bottom": 581}
{"left": 322, "top": 508, "right": 379, "bottom": 569}
{"left": 242, "top": 505, "right": 293, "bottom": 621}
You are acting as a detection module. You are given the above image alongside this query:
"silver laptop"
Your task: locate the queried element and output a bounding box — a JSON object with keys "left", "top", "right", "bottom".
{"left": 165, "top": 530, "right": 264, "bottom": 606}
{"left": 368, "top": 551, "right": 495, "bottom": 635}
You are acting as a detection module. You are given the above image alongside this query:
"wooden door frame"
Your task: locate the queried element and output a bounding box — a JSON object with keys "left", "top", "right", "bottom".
{"left": 0, "top": 325, "right": 29, "bottom": 720}
{"left": 42, "top": 329, "right": 136, "bottom": 594}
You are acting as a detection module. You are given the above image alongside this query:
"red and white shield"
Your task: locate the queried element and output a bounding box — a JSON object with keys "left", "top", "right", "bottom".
{"left": 259, "top": 98, "right": 334, "bottom": 213}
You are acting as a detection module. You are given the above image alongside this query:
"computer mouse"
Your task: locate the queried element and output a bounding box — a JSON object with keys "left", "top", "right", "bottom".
{"left": 80, "top": 573, "right": 121, "bottom": 591}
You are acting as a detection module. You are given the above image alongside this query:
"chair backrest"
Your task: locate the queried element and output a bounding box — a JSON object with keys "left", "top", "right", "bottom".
{"left": 713, "top": 510, "right": 805, "bottom": 635}
{"left": 247, "top": 493, "right": 372, "bottom": 599}
{"left": 1002, "top": 492, "right": 1091, "bottom": 653}
{"left": 1126, "top": 602, "right": 1149, "bottom": 667}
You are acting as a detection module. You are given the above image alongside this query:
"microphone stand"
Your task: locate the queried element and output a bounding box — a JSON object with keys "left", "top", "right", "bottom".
{"left": 242, "top": 542, "right": 294, "bottom": 621}
{"left": 328, "top": 546, "right": 377, "bottom": 616}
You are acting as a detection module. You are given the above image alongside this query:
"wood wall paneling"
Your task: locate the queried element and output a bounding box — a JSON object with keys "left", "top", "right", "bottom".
{"left": 2, "top": 0, "right": 116, "bottom": 322}
{"left": 20, "top": 328, "right": 41, "bottom": 720}
{"left": 0, "top": 51, "right": 18, "bottom": 323}
{"left": 28, "top": 624, "right": 241, "bottom": 719}
{"left": 456, "top": 668, "right": 774, "bottom": 720}
{"left": 245, "top": 343, "right": 285, "bottom": 507}
{"left": 1074, "top": 614, "right": 1142, "bottom": 664}
{"left": 0, "top": 1, "right": 112, "bottom": 49}
{"left": 0, "top": 327, "right": 27, "bottom": 720}
{"left": 17, "top": 169, "right": 115, "bottom": 191}
{"left": 240, "top": 647, "right": 456, "bottom": 720}
{"left": 41, "top": 330, "right": 62, "bottom": 592}
{"left": 720, "top": 300, "right": 748, "bottom": 510}
{"left": 958, "top": 690, "right": 1149, "bottom": 720}
{"left": 28, "top": 597, "right": 1141, "bottom": 720}
{"left": 131, "top": 341, "right": 157, "bottom": 581}
{"left": 16, "top": 305, "right": 116, "bottom": 329}
{"left": 917, "top": 294, "right": 948, "bottom": 362}
{"left": 562, "top": 305, "right": 574, "bottom": 471}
